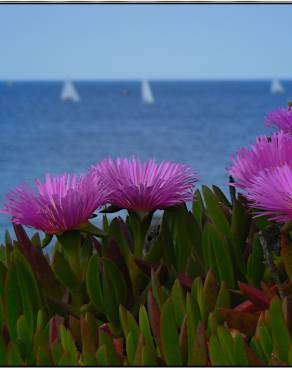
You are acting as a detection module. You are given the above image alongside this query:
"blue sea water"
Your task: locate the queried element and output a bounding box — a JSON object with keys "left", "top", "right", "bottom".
{"left": 0, "top": 80, "right": 291, "bottom": 243}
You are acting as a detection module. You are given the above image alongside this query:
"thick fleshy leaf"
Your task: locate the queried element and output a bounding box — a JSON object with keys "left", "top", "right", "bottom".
{"left": 170, "top": 279, "right": 186, "bottom": 328}
{"left": 7, "top": 342, "right": 23, "bottom": 366}
{"left": 238, "top": 281, "right": 270, "bottom": 309}
{"left": 86, "top": 255, "right": 104, "bottom": 313}
{"left": 189, "top": 321, "right": 207, "bottom": 366}
{"left": 233, "top": 333, "right": 249, "bottom": 365}
{"left": 13, "top": 249, "right": 42, "bottom": 335}
{"left": 219, "top": 308, "right": 258, "bottom": 337}
{"left": 203, "top": 269, "right": 219, "bottom": 318}
{"left": 202, "top": 185, "right": 230, "bottom": 236}
{"left": 209, "top": 224, "right": 235, "bottom": 287}
{"left": 139, "top": 305, "right": 155, "bottom": 352}
{"left": 141, "top": 344, "right": 157, "bottom": 366}
{"left": 13, "top": 224, "right": 62, "bottom": 299}
{"left": 147, "top": 290, "right": 161, "bottom": 349}
{"left": 192, "top": 189, "right": 205, "bottom": 229}
{"left": 160, "top": 298, "right": 182, "bottom": 365}
{"left": 209, "top": 333, "right": 229, "bottom": 366}
{"left": 230, "top": 199, "right": 249, "bottom": 275}
{"left": 98, "top": 329, "right": 121, "bottom": 366}
{"left": 268, "top": 297, "right": 292, "bottom": 363}
{"left": 52, "top": 250, "right": 81, "bottom": 293}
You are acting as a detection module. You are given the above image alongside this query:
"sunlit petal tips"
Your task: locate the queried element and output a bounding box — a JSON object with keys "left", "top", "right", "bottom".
{"left": 93, "top": 157, "right": 197, "bottom": 212}
{"left": 246, "top": 164, "right": 292, "bottom": 222}
{"left": 265, "top": 107, "right": 292, "bottom": 133}
{"left": 0, "top": 172, "right": 108, "bottom": 234}
{"left": 228, "top": 131, "right": 292, "bottom": 190}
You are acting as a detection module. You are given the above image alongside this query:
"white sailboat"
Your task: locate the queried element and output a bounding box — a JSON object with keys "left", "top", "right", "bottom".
{"left": 141, "top": 80, "right": 154, "bottom": 104}
{"left": 270, "top": 79, "right": 284, "bottom": 95}
{"left": 61, "top": 80, "right": 80, "bottom": 102}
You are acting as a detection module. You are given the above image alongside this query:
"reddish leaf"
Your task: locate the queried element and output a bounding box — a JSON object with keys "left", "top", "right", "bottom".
{"left": 177, "top": 273, "right": 192, "bottom": 290}
{"left": 134, "top": 259, "right": 160, "bottom": 276}
{"left": 13, "top": 224, "right": 62, "bottom": 299}
{"left": 234, "top": 300, "right": 256, "bottom": 313}
{"left": 49, "top": 315, "right": 64, "bottom": 345}
{"left": 147, "top": 290, "right": 161, "bottom": 348}
{"left": 113, "top": 338, "right": 124, "bottom": 356}
{"left": 220, "top": 308, "right": 259, "bottom": 337}
{"left": 238, "top": 282, "right": 270, "bottom": 309}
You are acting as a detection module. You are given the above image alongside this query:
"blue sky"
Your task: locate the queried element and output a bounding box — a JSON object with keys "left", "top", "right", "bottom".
{"left": 0, "top": 5, "right": 291, "bottom": 80}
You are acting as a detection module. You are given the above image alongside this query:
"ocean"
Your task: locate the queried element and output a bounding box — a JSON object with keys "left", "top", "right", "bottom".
{"left": 0, "top": 80, "right": 291, "bottom": 243}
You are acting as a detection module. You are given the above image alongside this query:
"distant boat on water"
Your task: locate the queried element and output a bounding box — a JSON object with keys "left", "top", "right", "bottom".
{"left": 141, "top": 80, "right": 154, "bottom": 104}
{"left": 120, "top": 89, "right": 130, "bottom": 97}
{"left": 61, "top": 80, "right": 80, "bottom": 102}
{"left": 270, "top": 79, "right": 284, "bottom": 95}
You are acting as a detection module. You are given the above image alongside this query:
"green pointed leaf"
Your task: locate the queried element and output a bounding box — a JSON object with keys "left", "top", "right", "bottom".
{"left": 209, "top": 334, "right": 227, "bottom": 366}
{"left": 215, "top": 281, "right": 230, "bottom": 322}
{"left": 4, "top": 260, "right": 22, "bottom": 340}
{"left": 255, "top": 319, "right": 272, "bottom": 361}
{"left": 108, "top": 218, "right": 140, "bottom": 295}
{"left": 217, "top": 326, "right": 234, "bottom": 364}
{"left": 202, "top": 185, "right": 230, "bottom": 236}
{"left": 13, "top": 249, "right": 42, "bottom": 334}
{"left": 52, "top": 250, "right": 81, "bottom": 293}
{"left": 247, "top": 236, "right": 265, "bottom": 287}
{"left": 189, "top": 321, "right": 207, "bottom": 365}
{"left": 57, "top": 230, "right": 81, "bottom": 274}
{"left": 161, "top": 298, "right": 182, "bottom": 365}
{"left": 212, "top": 185, "right": 232, "bottom": 208}
{"left": 86, "top": 255, "right": 104, "bottom": 312}
{"left": 230, "top": 198, "right": 248, "bottom": 275}
{"left": 102, "top": 257, "right": 127, "bottom": 324}
{"left": 7, "top": 342, "right": 23, "bottom": 366}
{"left": 142, "top": 344, "right": 157, "bottom": 365}
{"left": 99, "top": 329, "right": 120, "bottom": 365}
{"left": 59, "top": 325, "right": 78, "bottom": 364}
{"left": 268, "top": 297, "right": 292, "bottom": 363}
{"left": 74, "top": 220, "right": 107, "bottom": 237}
{"left": 96, "top": 345, "right": 108, "bottom": 365}
{"left": 170, "top": 279, "right": 186, "bottom": 328}
{"left": 139, "top": 305, "right": 155, "bottom": 352}
{"left": 186, "top": 292, "right": 201, "bottom": 356}
{"left": 233, "top": 333, "right": 249, "bottom": 365}
{"left": 203, "top": 269, "right": 219, "bottom": 318}
{"left": 209, "top": 224, "right": 235, "bottom": 287}
{"left": 192, "top": 189, "right": 205, "bottom": 228}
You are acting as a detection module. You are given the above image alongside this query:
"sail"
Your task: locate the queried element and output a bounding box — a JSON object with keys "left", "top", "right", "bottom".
{"left": 61, "top": 80, "right": 80, "bottom": 102}
{"left": 270, "top": 79, "right": 284, "bottom": 94}
{"left": 141, "top": 80, "right": 154, "bottom": 104}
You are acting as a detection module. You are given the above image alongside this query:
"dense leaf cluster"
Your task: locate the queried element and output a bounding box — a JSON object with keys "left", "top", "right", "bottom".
{"left": 0, "top": 185, "right": 291, "bottom": 366}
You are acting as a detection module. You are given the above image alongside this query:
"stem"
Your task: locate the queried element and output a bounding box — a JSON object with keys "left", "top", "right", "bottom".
{"left": 259, "top": 232, "right": 284, "bottom": 299}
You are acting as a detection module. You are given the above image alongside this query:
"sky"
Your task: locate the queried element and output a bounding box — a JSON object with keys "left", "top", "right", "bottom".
{"left": 0, "top": 4, "right": 292, "bottom": 80}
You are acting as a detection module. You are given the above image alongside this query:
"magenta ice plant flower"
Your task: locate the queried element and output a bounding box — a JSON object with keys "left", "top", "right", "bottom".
{"left": 93, "top": 157, "right": 197, "bottom": 212}
{"left": 229, "top": 131, "right": 292, "bottom": 190}
{"left": 265, "top": 107, "right": 292, "bottom": 133}
{"left": 246, "top": 164, "right": 292, "bottom": 222}
{"left": 0, "top": 172, "right": 107, "bottom": 234}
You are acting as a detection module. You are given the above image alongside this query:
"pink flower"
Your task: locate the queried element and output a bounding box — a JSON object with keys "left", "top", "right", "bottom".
{"left": 246, "top": 164, "right": 292, "bottom": 222}
{"left": 93, "top": 157, "right": 197, "bottom": 212}
{"left": 0, "top": 172, "right": 107, "bottom": 234}
{"left": 265, "top": 107, "right": 292, "bottom": 133}
{"left": 229, "top": 131, "right": 292, "bottom": 190}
